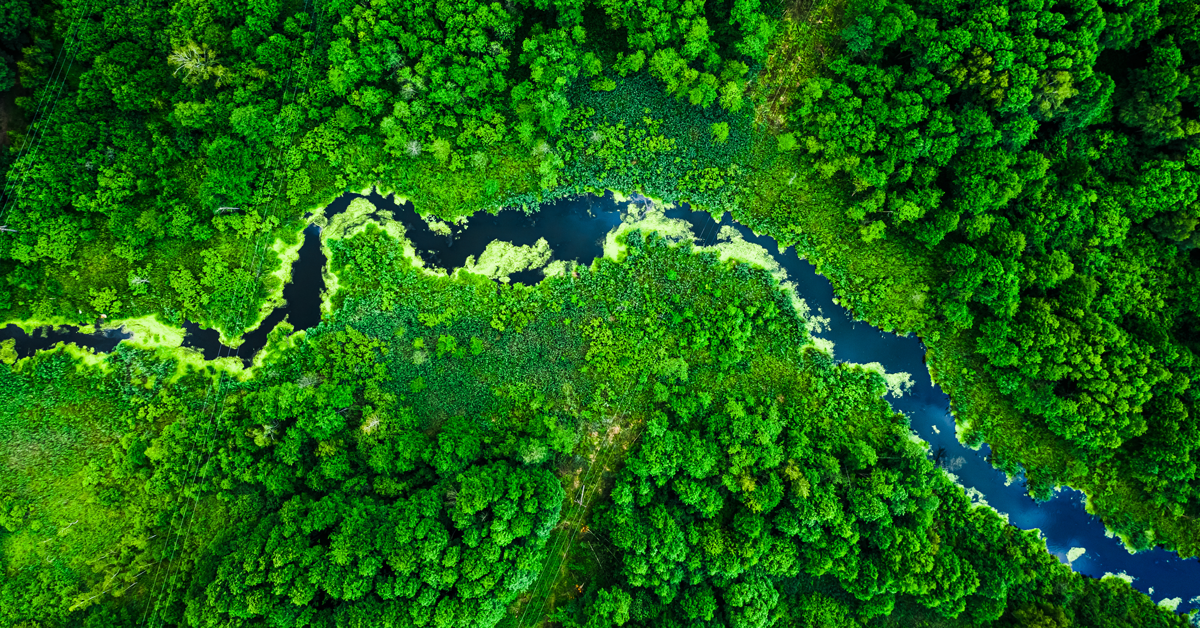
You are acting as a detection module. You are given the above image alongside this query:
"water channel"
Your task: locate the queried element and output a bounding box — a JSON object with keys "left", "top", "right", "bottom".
{"left": 3, "top": 190, "right": 1197, "bottom": 615}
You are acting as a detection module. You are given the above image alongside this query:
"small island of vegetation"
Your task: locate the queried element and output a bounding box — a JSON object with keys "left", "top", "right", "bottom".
{"left": 1, "top": 0, "right": 1197, "bottom": 626}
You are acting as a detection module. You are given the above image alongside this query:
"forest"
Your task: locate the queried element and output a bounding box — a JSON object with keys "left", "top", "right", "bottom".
{"left": 1, "top": 0, "right": 1198, "bottom": 625}
{"left": 2, "top": 224, "right": 1191, "bottom": 627}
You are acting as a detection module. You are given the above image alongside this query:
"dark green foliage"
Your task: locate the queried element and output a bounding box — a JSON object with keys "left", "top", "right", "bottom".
{"left": 3, "top": 0, "right": 1199, "bottom": 625}
{"left": 0, "top": 0, "right": 770, "bottom": 334}
{"left": 2, "top": 224, "right": 1188, "bottom": 627}
{"left": 0, "top": 0, "right": 33, "bottom": 92}
{"left": 779, "top": 0, "right": 1200, "bottom": 554}
{"left": 558, "top": 347, "right": 1189, "bottom": 628}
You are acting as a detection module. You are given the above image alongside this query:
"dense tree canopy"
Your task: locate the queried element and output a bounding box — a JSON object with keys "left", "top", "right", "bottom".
{"left": 3, "top": 223, "right": 1191, "bottom": 627}
{"left": 776, "top": 0, "right": 1200, "bottom": 555}
{"left": 557, "top": 349, "right": 1190, "bottom": 628}
{"left": 3, "top": 0, "right": 1199, "bottom": 625}
{"left": 0, "top": 0, "right": 762, "bottom": 337}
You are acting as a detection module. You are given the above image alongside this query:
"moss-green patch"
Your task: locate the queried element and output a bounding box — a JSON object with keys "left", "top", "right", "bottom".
{"left": 459, "top": 238, "right": 553, "bottom": 282}
{"left": 105, "top": 314, "right": 186, "bottom": 350}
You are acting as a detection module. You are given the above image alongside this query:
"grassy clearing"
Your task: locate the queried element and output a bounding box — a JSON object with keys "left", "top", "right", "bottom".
{"left": 502, "top": 399, "right": 648, "bottom": 628}
{"left": 0, "top": 351, "right": 140, "bottom": 614}
{"left": 489, "top": 229, "right": 816, "bottom": 627}
{"left": 753, "top": 0, "right": 849, "bottom": 131}
{"left": 0, "top": 343, "right": 239, "bottom": 622}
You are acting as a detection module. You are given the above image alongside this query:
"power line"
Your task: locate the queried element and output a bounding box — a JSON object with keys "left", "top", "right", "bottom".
{"left": 139, "top": 2, "right": 324, "bottom": 623}
{"left": 0, "top": 0, "right": 88, "bottom": 207}
{"left": 0, "top": 0, "right": 93, "bottom": 228}
{"left": 513, "top": 270, "right": 651, "bottom": 628}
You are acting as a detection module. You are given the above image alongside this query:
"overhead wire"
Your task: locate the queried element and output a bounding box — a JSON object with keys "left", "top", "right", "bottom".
{"left": 0, "top": 0, "right": 88, "bottom": 198}
{"left": 513, "top": 258, "right": 663, "bottom": 627}
{"left": 138, "top": 2, "right": 323, "bottom": 623}
{"left": 0, "top": 0, "right": 153, "bottom": 604}
{"left": 0, "top": 0, "right": 92, "bottom": 228}
{"left": 515, "top": 380, "right": 647, "bottom": 628}
{"left": 514, "top": 199, "right": 741, "bottom": 625}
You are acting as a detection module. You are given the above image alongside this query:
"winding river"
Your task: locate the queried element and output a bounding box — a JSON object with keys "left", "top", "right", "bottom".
{"left": 3, "top": 190, "right": 1197, "bottom": 615}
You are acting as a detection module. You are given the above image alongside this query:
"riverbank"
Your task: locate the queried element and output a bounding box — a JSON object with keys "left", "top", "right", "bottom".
{"left": 303, "top": 188, "right": 1200, "bottom": 610}
{"left": 4, "top": 186, "right": 1196, "bottom": 623}
{"left": 10, "top": 178, "right": 1197, "bottom": 611}
{"left": 730, "top": 150, "right": 1200, "bottom": 557}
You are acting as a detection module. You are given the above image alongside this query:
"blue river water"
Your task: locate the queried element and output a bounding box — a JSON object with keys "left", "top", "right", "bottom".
{"left": 4, "top": 189, "right": 1197, "bottom": 616}
{"left": 671, "top": 205, "right": 1200, "bottom": 615}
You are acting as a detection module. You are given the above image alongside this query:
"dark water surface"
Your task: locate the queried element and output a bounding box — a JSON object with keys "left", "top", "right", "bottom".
{"left": 177, "top": 190, "right": 627, "bottom": 358}
{"left": 0, "top": 323, "right": 130, "bottom": 357}
{"left": 662, "top": 202, "right": 1200, "bottom": 613}
{"left": 181, "top": 223, "right": 327, "bottom": 361}
{"left": 328, "top": 188, "right": 626, "bottom": 273}
{"left": 6, "top": 190, "right": 1198, "bottom": 613}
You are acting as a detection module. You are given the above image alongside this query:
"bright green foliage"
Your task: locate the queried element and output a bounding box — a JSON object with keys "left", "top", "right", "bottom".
{"left": 1, "top": 224, "right": 1188, "bottom": 627}
{"left": 2, "top": 0, "right": 1199, "bottom": 624}
{"left": 771, "top": 0, "right": 1200, "bottom": 554}
{"left": 0, "top": 0, "right": 768, "bottom": 336}
{"left": 556, "top": 336, "right": 1190, "bottom": 628}
{"left": 711, "top": 122, "right": 730, "bottom": 144}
